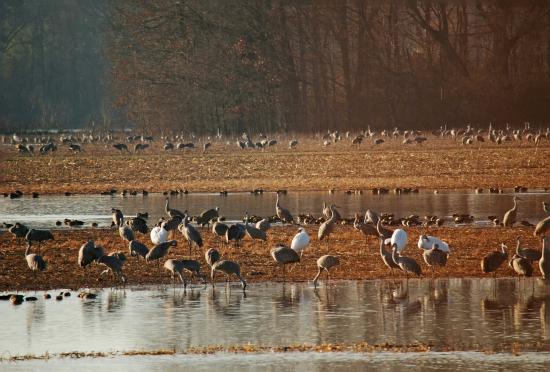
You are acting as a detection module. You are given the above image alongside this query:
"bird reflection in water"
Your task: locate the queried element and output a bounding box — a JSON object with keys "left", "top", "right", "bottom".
{"left": 206, "top": 286, "right": 245, "bottom": 317}
{"left": 273, "top": 283, "right": 299, "bottom": 310}
{"left": 106, "top": 289, "right": 126, "bottom": 312}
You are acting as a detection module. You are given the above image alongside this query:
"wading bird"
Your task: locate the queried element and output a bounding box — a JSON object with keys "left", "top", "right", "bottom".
{"left": 25, "top": 244, "right": 46, "bottom": 278}
{"left": 165, "top": 198, "right": 185, "bottom": 218}
{"left": 164, "top": 259, "right": 205, "bottom": 288}
{"left": 78, "top": 240, "right": 104, "bottom": 268}
{"left": 209, "top": 253, "right": 246, "bottom": 290}
{"left": 378, "top": 236, "right": 399, "bottom": 275}
{"left": 179, "top": 217, "right": 203, "bottom": 255}
{"left": 25, "top": 229, "right": 54, "bottom": 254}
{"left": 276, "top": 193, "right": 293, "bottom": 223}
{"left": 146, "top": 240, "right": 177, "bottom": 267}
{"left": 540, "top": 237, "right": 550, "bottom": 279}
{"left": 509, "top": 254, "right": 533, "bottom": 277}
{"left": 212, "top": 217, "right": 229, "bottom": 243}
{"left": 97, "top": 254, "right": 126, "bottom": 283}
{"left": 291, "top": 227, "right": 310, "bottom": 257}
{"left": 129, "top": 240, "right": 149, "bottom": 260}
{"left": 422, "top": 244, "right": 448, "bottom": 274}
{"left": 313, "top": 255, "right": 340, "bottom": 288}
{"left": 503, "top": 196, "right": 521, "bottom": 227}
{"left": 515, "top": 237, "right": 541, "bottom": 261}
{"left": 353, "top": 213, "right": 378, "bottom": 244}
{"left": 318, "top": 204, "right": 338, "bottom": 248}
{"left": 392, "top": 245, "right": 422, "bottom": 278}
{"left": 270, "top": 244, "right": 300, "bottom": 282}
{"left": 111, "top": 208, "right": 123, "bottom": 227}
{"left": 534, "top": 216, "right": 550, "bottom": 237}
{"left": 119, "top": 225, "right": 134, "bottom": 243}
{"left": 481, "top": 243, "right": 508, "bottom": 277}
{"left": 150, "top": 222, "right": 169, "bottom": 245}
{"left": 390, "top": 228, "right": 408, "bottom": 253}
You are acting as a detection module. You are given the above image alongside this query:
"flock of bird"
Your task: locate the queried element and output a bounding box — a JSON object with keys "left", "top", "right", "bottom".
{"left": 6, "top": 121, "right": 550, "bottom": 157}
{"left": 5, "top": 192, "right": 550, "bottom": 294}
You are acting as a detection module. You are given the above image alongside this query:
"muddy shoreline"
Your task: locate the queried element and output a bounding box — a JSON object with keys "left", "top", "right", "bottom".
{"left": 0, "top": 225, "right": 545, "bottom": 291}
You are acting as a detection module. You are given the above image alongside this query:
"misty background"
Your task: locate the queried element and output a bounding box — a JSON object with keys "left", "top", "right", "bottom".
{"left": 2, "top": 0, "right": 550, "bottom": 135}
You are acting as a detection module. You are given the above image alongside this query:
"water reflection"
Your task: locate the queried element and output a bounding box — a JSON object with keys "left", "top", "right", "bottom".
{"left": 2, "top": 279, "right": 550, "bottom": 356}
{"left": 1, "top": 190, "right": 549, "bottom": 228}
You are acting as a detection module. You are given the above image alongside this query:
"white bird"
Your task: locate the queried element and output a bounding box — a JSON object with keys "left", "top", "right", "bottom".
{"left": 417, "top": 234, "right": 450, "bottom": 253}
{"left": 150, "top": 222, "right": 169, "bottom": 245}
{"left": 290, "top": 227, "right": 310, "bottom": 257}
{"left": 390, "top": 229, "right": 407, "bottom": 253}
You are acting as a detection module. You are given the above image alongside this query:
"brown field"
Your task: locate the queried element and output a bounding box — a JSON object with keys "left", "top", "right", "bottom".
{"left": 0, "top": 225, "right": 545, "bottom": 291}
{"left": 1, "top": 136, "right": 549, "bottom": 195}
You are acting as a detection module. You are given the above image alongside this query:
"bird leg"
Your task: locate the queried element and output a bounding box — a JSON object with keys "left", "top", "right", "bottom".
{"left": 283, "top": 264, "right": 286, "bottom": 283}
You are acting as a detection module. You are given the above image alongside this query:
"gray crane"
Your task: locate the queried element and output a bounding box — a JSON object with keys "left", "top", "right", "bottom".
{"left": 313, "top": 255, "right": 340, "bottom": 288}
{"left": 515, "top": 237, "right": 541, "bottom": 261}
{"left": 165, "top": 197, "right": 185, "bottom": 218}
{"left": 146, "top": 240, "right": 177, "bottom": 266}
{"left": 244, "top": 212, "right": 267, "bottom": 244}
{"left": 78, "top": 240, "right": 104, "bottom": 268}
{"left": 318, "top": 205, "right": 338, "bottom": 247}
{"left": 25, "top": 244, "right": 46, "bottom": 278}
{"left": 255, "top": 218, "right": 271, "bottom": 232}
{"left": 376, "top": 219, "right": 393, "bottom": 240}
{"left": 111, "top": 208, "right": 123, "bottom": 227}
{"left": 178, "top": 216, "right": 203, "bottom": 255}
{"left": 129, "top": 240, "right": 149, "bottom": 260}
{"left": 270, "top": 244, "right": 300, "bottom": 282}
{"left": 543, "top": 201, "right": 549, "bottom": 214}
{"left": 365, "top": 209, "right": 380, "bottom": 225}
{"left": 97, "top": 254, "right": 126, "bottom": 283}
{"left": 196, "top": 207, "right": 219, "bottom": 226}
{"left": 119, "top": 225, "right": 134, "bottom": 243}
{"left": 205, "top": 248, "right": 221, "bottom": 267}
{"left": 540, "top": 237, "right": 550, "bottom": 279}
{"left": 534, "top": 216, "right": 550, "bottom": 237}
{"left": 9, "top": 222, "right": 28, "bottom": 240}
{"left": 392, "top": 245, "right": 422, "bottom": 278}
{"left": 378, "top": 236, "right": 399, "bottom": 275}
{"left": 212, "top": 217, "right": 229, "bottom": 243}
{"left": 276, "top": 193, "right": 293, "bottom": 223}
{"left": 164, "top": 259, "right": 206, "bottom": 288}
{"left": 481, "top": 243, "right": 508, "bottom": 277}
{"left": 25, "top": 229, "right": 54, "bottom": 254}
{"left": 322, "top": 202, "right": 341, "bottom": 221}
{"left": 353, "top": 213, "right": 378, "bottom": 244}
{"left": 125, "top": 217, "right": 148, "bottom": 234}
{"left": 208, "top": 251, "right": 246, "bottom": 290}
{"left": 226, "top": 223, "right": 246, "bottom": 248}
{"left": 422, "top": 244, "right": 448, "bottom": 274}
{"left": 508, "top": 254, "right": 533, "bottom": 277}
{"left": 503, "top": 196, "right": 521, "bottom": 227}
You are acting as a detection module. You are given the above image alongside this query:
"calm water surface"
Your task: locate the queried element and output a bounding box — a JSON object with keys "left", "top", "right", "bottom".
{"left": 1, "top": 190, "right": 548, "bottom": 228}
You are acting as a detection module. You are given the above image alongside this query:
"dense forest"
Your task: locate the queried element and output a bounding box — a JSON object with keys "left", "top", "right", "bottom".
{"left": 2, "top": 0, "right": 550, "bottom": 134}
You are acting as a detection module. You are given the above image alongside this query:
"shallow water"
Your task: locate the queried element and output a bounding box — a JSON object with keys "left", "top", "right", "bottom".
{"left": 1, "top": 190, "right": 548, "bottom": 229}
{"left": 4, "top": 351, "right": 550, "bottom": 372}
{"left": 2, "top": 279, "right": 550, "bottom": 359}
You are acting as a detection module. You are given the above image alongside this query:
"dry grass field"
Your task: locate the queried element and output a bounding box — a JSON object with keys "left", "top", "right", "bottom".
{"left": 1, "top": 136, "right": 549, "bottom": 195}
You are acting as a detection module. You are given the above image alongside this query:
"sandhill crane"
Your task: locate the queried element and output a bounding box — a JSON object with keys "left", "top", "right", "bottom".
{"left": 205, "top": 248, "right": 221, "bottom": 267}
{"left": 150, "top": 223, "right": 169, "bottom": 245}
{"left": 208, "top": 252, "right": 246, "bottom": 290}
{"left": 378, "top": 236, "right": 399, "bottom": 275}
{"left": 543, "top": 201, "right": 549, "bottom": 214}
{"left": 212, "top": 217, "right": 229, "bottom": 243}
{"left": 418, "top": 235, "right": 450, "bottom": 253}
{"left": 503, "top": 196, "right": 521, "bottom": 227}
{"left": 365, "top": 209, "right": 380, "bottom": 225}
{"left": 255, "top": 218, "right": 271, "bottom": 232}
{"left": 9, "top": 222, "right": 28, "bottom": 240}
{"left": 164, "top": 259, "right": 205, "bottom": 288}
{"left": 318, "top": 204, "right": 338, "bottom": 247}
{"left": 422, "top": 244, "right": 448, "bottom": 274}
{"left": 291, "top": 228, "right": 310, "bottom": 257}
{"left": 196, "top": 207, "right": 219, "bottom": 226}
{"left": 540, "top": 237, "right": 550, "bottom": 279}
{"left": 392, "top": 245, "right": 422, "bottom": 278}
{"left": 276, "top": 194, "right": 293, "bottom": 223}
{"left": 97, "top": 254, "right": 126, "bottom": 283}
{"left": 78, "top": 240, "right": 104, "bottom": 268}
{"left": 508, "top": 254, "right": 533, "bottom": 277}
{"left": 376, "top": 219, "right": 393, "bottom": 240}
{"left": 125, "top": 217, "right": 148, "bottom": 234}
{"left": 119, "top": 225, "right": 134, "bottom": 243}
{"left": 481, "top": 243, "right": 508, "bottom": 277}
{"left": 178, "top": 217, "right": 203, "bottom": 255}
{"left": 313, "top": 255, "right": 340, "bottom": 288}
{"left": 270, "top": 245, "right": 300, "bottom": 282}
{"left": 244, "top": 212, "right": 267, "bottom": 244}
{"left": 534, "top": 216, "right": 550, "bottom": 237}
{"left": 25, "top": 229, "right": 54, "bottom": 254}
{"left": 129, "top": 240, "right": 149, "bottom": 260}
{"left": 322, "top": 202, "right": 341, "bottom": 221}
{"left": 111, "top": 208, "right": 123, "bottom": 227}
{"left": 165, "top": 197, "right": 185, "bottom": 218}
{"left": 353, "top": 213, "right": 378, "bottom": 244}
{"left": 390, "top": 229, "right": 408, "bottom": 253}
{"left": 226, "top": 223, "right": 246, "bottom": 248}
{"left": 25, "top": 244, "right": 46, "bottom": 278}
{"left": 146, "top": 240, "right": 177, "bottom": 267}
{"left": 515, "top": 237, "right": 541, "bottom": 261}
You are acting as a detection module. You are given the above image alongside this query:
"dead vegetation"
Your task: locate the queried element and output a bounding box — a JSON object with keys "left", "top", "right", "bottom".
{"left": 1, "top": 137, "right": 549, "bottom": 195}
